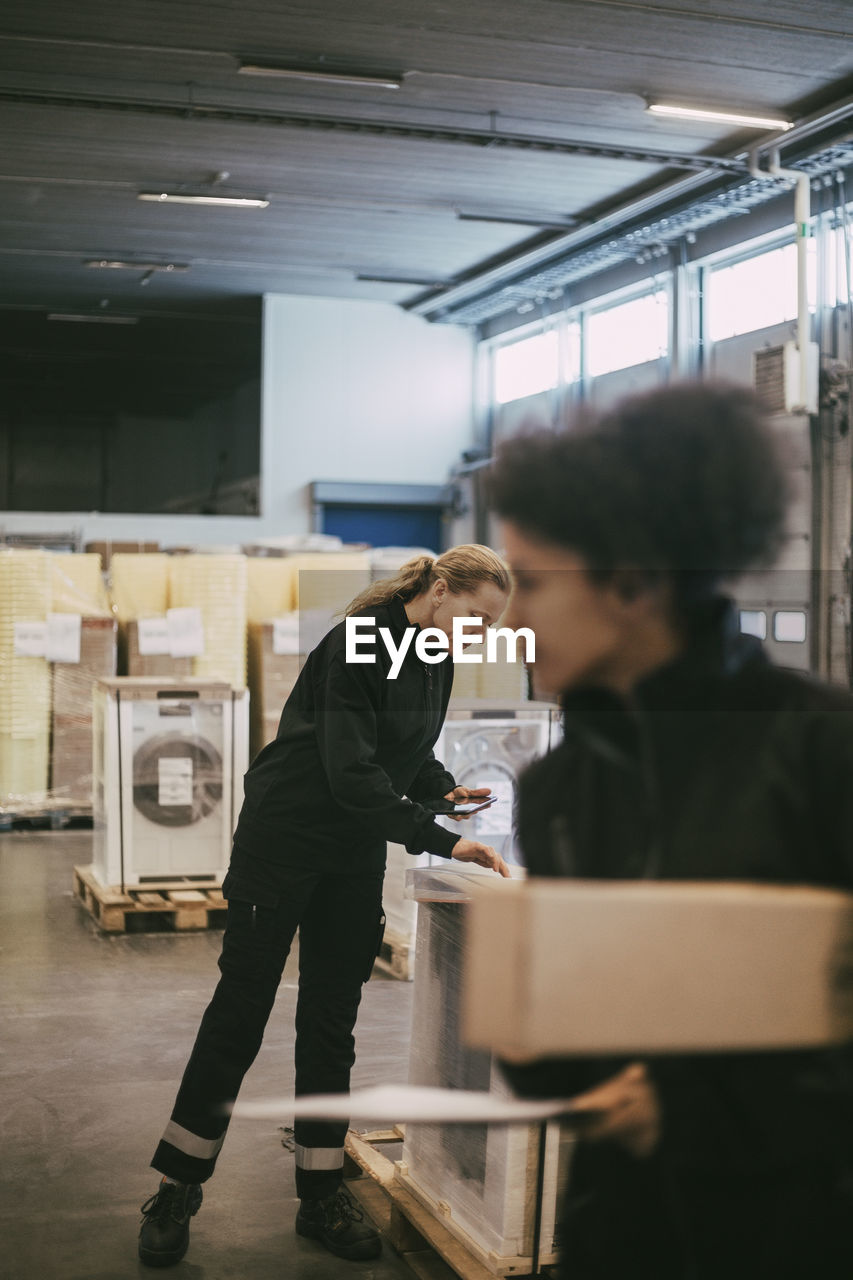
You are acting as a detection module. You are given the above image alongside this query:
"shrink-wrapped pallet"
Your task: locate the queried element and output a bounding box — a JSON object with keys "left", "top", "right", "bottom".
{"left": 168, "top": 554, "right": 248, "bottom": 691}
{"left": 123, "top": 620, "right": 194, "bottom": 679}
{"left": 51, "top": 617, "right": 117, "bottom": 802}
{"left": 109, "top": 553, "right": 194, "bottom": 677}
{"left": 0, "top": 550, "right": 52, "bottom": 804}
{"left": 246, "top": 619, "right": 302, "bottom": 759}
{"left": 400, "top": 869, "right": 568, "bottom": 1271}
{"left": 48, "top": 553, "right": 117, "bottom": 805}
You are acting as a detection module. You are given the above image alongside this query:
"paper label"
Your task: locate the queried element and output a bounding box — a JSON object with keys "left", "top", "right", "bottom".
{"left": 137, "top": 616, "right": 170, "bottom": 656}
{"left": 158, "top": 757, "right": 193, "bottom": 807}
{"left": 46, "top": 612, "right": 82, "bottom": 664}
{"left": 167, "top": 607, "right": 205, "bottom": 657}
{"left": 13, "top": 621, "right": 48, "bottom": 657}
{"left": 272, "top": 615, "right": 301, "bottom": 655}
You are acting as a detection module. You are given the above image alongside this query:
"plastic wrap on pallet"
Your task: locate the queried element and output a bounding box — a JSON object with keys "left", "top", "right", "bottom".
{"left": 0, "top": 549, "right": 52, "bottom": 807}
{"left": 48, "top": 553, "right": 117, "bottom": 807}
{"left": 123, "top": 619, "right": 194, "bottom": 679}
{"left": 383, "top": 841, "right": 428, "bottom": 939}
{"left": 91, "top": 677, "right": 248, "bottom": 889}
{"left": 246, "top": 619, "right": 302, "bottom": 759}
{"left": 401, "top": 868, "right": 568, "bottom": 1268}
{"left": 168, "top": 554, "right": 248, "bottom": 691}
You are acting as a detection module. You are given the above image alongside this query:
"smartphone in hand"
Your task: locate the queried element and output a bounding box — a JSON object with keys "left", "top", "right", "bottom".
{"left": 424, "top": 794, "right": 498, "bottom": 816}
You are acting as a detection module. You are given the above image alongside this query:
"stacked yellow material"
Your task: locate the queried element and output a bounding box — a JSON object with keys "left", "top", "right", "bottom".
{"left": 246, "top": 557, "right": 296, "bottom": 625}
{"left": 168, "top": 554, "right": 248, "bottom": 690}
{"left": 49, "top": 552, "right": 111, "bottom": 616}
{"left": 0, "top": 550, "right": 51, "bottom": 803}
{"left": 109, "top": 553, "right": 170, "bottom": 623}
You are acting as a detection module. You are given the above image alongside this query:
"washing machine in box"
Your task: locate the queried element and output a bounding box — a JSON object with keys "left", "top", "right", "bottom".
{"left": 400, "top": 868, "right": 571, "bottom": 1270}
{"left": 432, "top": 701, "right": 558, "bottom": 867}
{"left": 92, "top": 678, "right": 249, "bottom": 889}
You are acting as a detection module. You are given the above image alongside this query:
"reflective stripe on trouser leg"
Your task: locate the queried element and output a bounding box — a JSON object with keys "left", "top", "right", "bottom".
{"left": 161, "top": 1121, "right": 227, "bottom": 1162}
{"left": 294, "top": 1139, "right": 346, "bottom": 1201}
{"left": 295, "top": 1143, "right": 345, "bottom": 1171}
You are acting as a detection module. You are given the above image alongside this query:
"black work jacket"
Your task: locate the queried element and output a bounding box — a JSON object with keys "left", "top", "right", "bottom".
{"left": 230, "top": 596, "right": 460, "bottom": 884}
{"left": 506, "top": 597, "right": 853, "bottom": 1174}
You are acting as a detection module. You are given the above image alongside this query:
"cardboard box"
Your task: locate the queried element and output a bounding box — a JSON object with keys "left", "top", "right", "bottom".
{"left": 462, "top": 878, "right": 853, "bottom": 1057}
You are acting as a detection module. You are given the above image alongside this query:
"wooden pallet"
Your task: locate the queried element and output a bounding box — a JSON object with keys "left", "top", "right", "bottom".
{"left": 374, "top": 926, "right": 415, "bottom": 981}
{"left": 344, "top": 1129, "right": 554, "bottom": 1280}
{"left": 73, "top": 863, "right": 226, "bottom": 933}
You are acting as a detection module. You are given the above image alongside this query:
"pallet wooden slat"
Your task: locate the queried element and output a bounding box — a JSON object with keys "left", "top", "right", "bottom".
{"left": 344, "top": 1130, "right": 530, "bottom": 1280}
{"left": 72, "top": 864, "right": 226, "bottom": 934}
{"left": 374, "top": 926, "right": 415, "bottom": 981}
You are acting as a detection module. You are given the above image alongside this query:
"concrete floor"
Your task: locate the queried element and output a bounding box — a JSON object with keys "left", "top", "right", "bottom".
{"left": 1, "top": 830, "right": 417, "bottom": 1280}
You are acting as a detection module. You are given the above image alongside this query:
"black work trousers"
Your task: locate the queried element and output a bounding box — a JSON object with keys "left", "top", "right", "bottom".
{"left": 151, "top": 864, "right": 385, "bottom": 1201}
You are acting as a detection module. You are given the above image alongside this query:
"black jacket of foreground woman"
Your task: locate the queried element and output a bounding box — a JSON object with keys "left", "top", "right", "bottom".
{"left": 228, "top": 596, "right": 460, "bottom": 893}
{"left": 504, "top": 598, "right": 853, "bottom": 1275}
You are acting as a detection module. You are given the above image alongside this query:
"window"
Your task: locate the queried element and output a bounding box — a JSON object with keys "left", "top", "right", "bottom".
{"left": 586, "top": 291, "right": 668, "bottom": 377}
{"left": 564, "top": 320, "right": 582, "bottom": 385}
{"left": 707, "top": 242, "right": 818, "bottom": 342}
{"left": 493, "top": 330, "right": 559, "bottom": 404}
{"left": 773, "top": 610, "right": 807, "bottom": 643}
{"left": 739, "top": 610, "right": 767, "bottom": 640}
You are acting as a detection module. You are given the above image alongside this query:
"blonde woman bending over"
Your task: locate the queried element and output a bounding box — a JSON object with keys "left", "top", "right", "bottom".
{"left": 138, "top": 545, "right": 511, "bottom": 1269}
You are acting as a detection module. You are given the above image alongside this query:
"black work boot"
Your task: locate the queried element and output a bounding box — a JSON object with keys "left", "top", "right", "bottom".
{"left": 138, "top": 1178, "right": 203, "bottom": 1267}
{"left": 296, "top": 1187, "right": 382, "bottom": 1260}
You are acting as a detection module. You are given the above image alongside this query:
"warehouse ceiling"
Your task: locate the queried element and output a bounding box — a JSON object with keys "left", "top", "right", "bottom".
{"left": 1, "top": 0, "right": 852, "bottom": 328}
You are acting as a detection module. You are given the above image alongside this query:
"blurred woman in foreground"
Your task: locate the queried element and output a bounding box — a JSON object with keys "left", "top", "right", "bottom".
{"left": 490, "top": 383, "right": 853, "bottom": 1280}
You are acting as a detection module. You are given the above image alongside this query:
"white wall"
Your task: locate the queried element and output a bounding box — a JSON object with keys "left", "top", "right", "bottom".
{"left": 260, "top": 295, "right": 475, "bottom": 530}
{"left": 1, "top": 295, "right": 476, "bottom": 547}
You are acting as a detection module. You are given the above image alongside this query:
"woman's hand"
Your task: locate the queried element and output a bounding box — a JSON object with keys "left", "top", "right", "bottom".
{"left": 444, "top": 786, "right": 492, "bottom": 804}
{"left": 451, "top": 838, "right": 511, "bottom": 878}
{"left": 442, "top": 785, "right": 494, "bottom": 821}
{"left": 568, "top": 1062, "right": 661, "bottom": 1158}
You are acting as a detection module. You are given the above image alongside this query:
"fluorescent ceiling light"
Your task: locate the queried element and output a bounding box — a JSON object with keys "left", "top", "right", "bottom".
{"left": 84, "top": 259, "right": 189, "bottom": 271}
{"left": 356, "top": 273, "right": 450, "bottom": 286}
{"left": 457, "top": 211, "right": 579, "bottom": 229}
{"left": 647, "top": 102, "right": 793, "bottom": 131}
{"left": 238, "top": 62, "right": 401, "bottom": 89}
{"left": 47, "top": 313, "right": 139, "bottom": 324}
{"left": 138, "top": 192, "right": 269, "bottom": 208}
